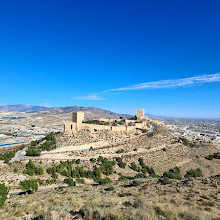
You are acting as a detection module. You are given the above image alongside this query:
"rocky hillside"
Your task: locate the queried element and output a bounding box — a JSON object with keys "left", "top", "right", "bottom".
{"left": 1, "top": 175, "right": 219, "bottom": 220}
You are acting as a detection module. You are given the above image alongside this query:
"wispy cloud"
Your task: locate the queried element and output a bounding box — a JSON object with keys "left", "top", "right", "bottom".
{"left": 74, "top": 73, "right": 220, "bottom": 101}
{"left": 74, "top": 95, "right": 104, "bottom": 100}
{"left": 105, "top": 73, "right": 220, "bottom": 92}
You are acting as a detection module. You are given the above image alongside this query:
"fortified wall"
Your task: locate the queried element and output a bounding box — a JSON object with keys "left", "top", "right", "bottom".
{"left": 64, "top": 109, "right": 152, "bottom": 135}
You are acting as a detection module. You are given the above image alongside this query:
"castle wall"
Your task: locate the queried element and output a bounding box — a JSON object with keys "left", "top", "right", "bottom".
{"left": 135, "top": 123, "right": 144, "bottom": 129}
{"left": 111, "top": 126, "right": 127, "bottom": 132}
{"left": 79, "top": 124, "right": 111, "bottom": 131}
{"left": 64, "top": 109, "right": 152, "bottom": 135}
{"left": 126, "top": 126, "right": 136, "bottom": 132}
{"left": 64, "top": 122, "right": 77, "bottom": 135}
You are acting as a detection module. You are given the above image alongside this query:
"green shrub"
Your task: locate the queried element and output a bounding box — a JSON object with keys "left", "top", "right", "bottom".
{"left": 0, "top": 150, "right": 16, "bottom": 163}
{"left": 0, "top": 145, "right": 26, "bottom": 163}
{"left": 98, "top": 177, "right": 112, "bottom": 185}
{"left": 118, "top": 175, "right": 128, "bottom": 181}
{"left": 90, "top": 158, "right": 96, "bottom": 163}
{"left": 185, "top": 169, "right": 203, "bottom": 178}
{"left": 135, "top": 173, "right": 147, "bottom": 178}
{"left": 24, "top": 160, "right": 44, "bottom": 176}
{"left": 0, "top": 184, "right": 8, "bottom": 207}
{"left": 64, "top": 177, "right": 75, "bottom": 186}
{"left": 130, "top": 162, "right": 140, "bottom": 172}
{"left": 76, "top": 178, "right": 85, "bottom": 184}
{"left": 13, "top": 167, "right": 18, "bottom": 173}
{"left": 163, "top": 167, "right": 181, "bottom": 180}
{"left": 76, "top": 159, "right": 81, "bottom": 164}
{"left": 138, "top": 157, "right": 156, "bottom": 176}
{"left": 26, "top": 147, "right": 41, "bottom": 156}
{"left": 206, "top": 152, "right": 220, "bottom": 160}
{"left": 46, "top": 157, "right": 115, "bottom": 183}
{"left": 116, "top": 157, "right": 126, "bottom": 169}
{"left": 19, "top": 180, "right": 38, "bottom": 193}
{"left": 116, "top": 149, "right": 124, "bottom": 154}
{"left": 26, "top": 133, "right": 57, "bottom": 156}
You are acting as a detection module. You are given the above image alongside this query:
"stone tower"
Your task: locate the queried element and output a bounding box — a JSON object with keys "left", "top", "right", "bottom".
{"left": 136, "top": 109, "right": 145, "bottom": 120}
{"left": 72, "top": 112, "right": 84, "bottom": 124}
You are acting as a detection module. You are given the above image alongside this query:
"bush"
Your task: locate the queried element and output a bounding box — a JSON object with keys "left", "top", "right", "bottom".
{"left": 0, "top": 184, "right": 8, "bottom": 207}
{"left": 129, "top": 180, "right": 141, "bottom": 186}
{"left": 135, "top": 173, "right": 147, "bottom": 178}
{"left": 0, "top": 145, "right": 26, "bottom": 163}
{"left": 76, "top": 159, "right": 81, "bottom": 164}
{"left": 206, "top": 152, "right": 220, "bottom": 160}
{"left": 26, "top": 146, "right": 41, "bottom": 156}
{"left": 138, "top": 157, "right": 156, "bottom": 176}
{"left": 138, "top": 157, "right": 145, "bottom": 167}
{"left": 0, "top": 150, "right": 16, "bottom": 163}
{"left": 19, "top": 180, "right": 38, "bottom": 193}
{"left": 130, "top": 162, "right": 140, "bottom": 172}
{"left": 159, "top": 177, "right": 171, "bottom": 185}
{"left": 185, "top": 169, "right": 203, "bottom": 178}
{"left": 26, "top": 133, "right": 57, "bottom": 156}
{"left": 90, "top": 158, "right": 96, "bottom": 163}
{"left": 24, "top": 160, "right": 44, "bottom": 176}
{"left": 99, "top": 158, "right": 115, "bottom": 176}
{"left": 45, "top": 157, "right": 115, "bottom": 183}
{"left": 76, "top": 178, "right": 85, "bottom": 184}
{"left": 163, "top": 167, "right": 181, "bottom": 180}
{"left": 98, "top": 177, "right": 112, "bottom": 185}
{"left": 116, "top": 157, "right": 126, "bottom": 169}
{"left": 118, "top": 175, "right": 128, "bottom": 181}
{"left": 64, "top": 177, "right": 75, "bottom": 186}
{"left": 116, "top": 149, "right": 124, "bottom": 154}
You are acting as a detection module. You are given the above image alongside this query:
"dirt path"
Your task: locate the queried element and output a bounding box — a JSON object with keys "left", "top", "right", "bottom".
{"left": 9, "top": 184, "right": 69, "bottom": 196}
{"left": 31, "top": 144, "right": 167, "bottom": 162}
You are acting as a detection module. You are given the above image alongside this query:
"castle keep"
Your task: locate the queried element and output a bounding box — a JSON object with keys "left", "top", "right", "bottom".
{"left": 64, "top": 109, "right": 151, "bottom": 135}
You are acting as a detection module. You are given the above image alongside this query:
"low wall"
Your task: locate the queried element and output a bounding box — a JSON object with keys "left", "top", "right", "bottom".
{"left": 135, "top": 123, "right": 144, "bottom": 129}
{"left": 80, "top": 124, "right": 111, "bottom": 131}
{"left": 126, "top": 126, "right": 136, "bottom": 132}
{"left": 111, "top": 126, "right": 126, "bottom": 132}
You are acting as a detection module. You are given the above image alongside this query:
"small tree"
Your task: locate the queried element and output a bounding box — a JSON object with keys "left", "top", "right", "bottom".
{"left": 19, "top": 180, "right": 38, "bottom": 193}
{"left": 0, "top": 184, "right": 8, "bottom": 207}
{"left": 64, "top": 177, "right": 75, "bottom": 186}
{"left": 98, "top": 177, "right": 112, "bottom": 185}
{"left": 185, "top": 169, "right": 203, "bottom": 178}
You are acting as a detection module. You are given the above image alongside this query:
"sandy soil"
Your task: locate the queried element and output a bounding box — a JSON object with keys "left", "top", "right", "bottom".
{"left": 42, "top": 141, "right": 109, "bottom": 154}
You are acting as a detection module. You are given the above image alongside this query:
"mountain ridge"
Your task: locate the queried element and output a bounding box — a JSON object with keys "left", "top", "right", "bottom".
{"left": 0, "top": 104, "right": 131, "bottom": 119}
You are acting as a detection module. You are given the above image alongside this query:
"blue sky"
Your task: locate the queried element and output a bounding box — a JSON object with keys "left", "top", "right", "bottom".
{"left": 0, "top": 0, "right": 220, "bottom": 118}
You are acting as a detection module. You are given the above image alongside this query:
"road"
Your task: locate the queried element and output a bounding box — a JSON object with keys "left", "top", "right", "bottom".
{"left": 10, "top": 147, "right": 29, "bottom": 162}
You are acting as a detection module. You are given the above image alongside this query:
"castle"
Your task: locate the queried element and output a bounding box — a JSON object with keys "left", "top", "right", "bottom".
{"left": 64, "top": 109, "right": 151, "bottom": 135}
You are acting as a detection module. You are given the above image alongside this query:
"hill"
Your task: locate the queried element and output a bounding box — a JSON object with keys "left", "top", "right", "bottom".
{"left": 46, "top": 106, "right": 131, "bottom": 119}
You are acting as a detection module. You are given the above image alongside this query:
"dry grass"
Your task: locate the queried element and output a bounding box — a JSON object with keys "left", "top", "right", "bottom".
{"left": 0, "top": 175, "right": 219, "bottom": 220}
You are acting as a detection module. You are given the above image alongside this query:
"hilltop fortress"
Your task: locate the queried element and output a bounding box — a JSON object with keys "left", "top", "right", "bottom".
{"left": 64, "top": 109, "right": 162, "bottom": 135}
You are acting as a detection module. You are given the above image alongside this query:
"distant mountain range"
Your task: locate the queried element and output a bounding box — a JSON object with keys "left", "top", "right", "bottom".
{"left": 0, "top": 105, "right": 131, "bottom": 119}
{"left": 1, "top": 105, "right": 217, "bottom": 120}
{"left": 0, "top": 104, "right": 49, "bottom": 112}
